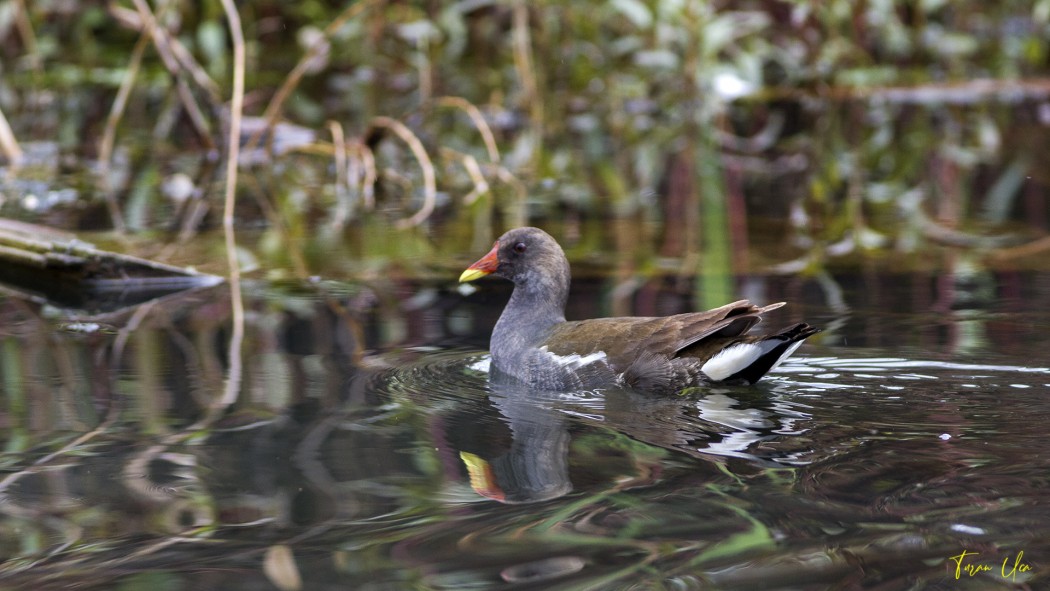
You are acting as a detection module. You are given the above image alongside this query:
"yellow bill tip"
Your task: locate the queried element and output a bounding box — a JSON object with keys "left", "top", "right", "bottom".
{"left": 459, "top": 268, "right": 490, "bottom": 283}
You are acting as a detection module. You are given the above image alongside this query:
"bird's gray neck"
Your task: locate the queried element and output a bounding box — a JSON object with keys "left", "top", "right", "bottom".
{"left": 490, "top": 265, "right": 569, "bottom": 367}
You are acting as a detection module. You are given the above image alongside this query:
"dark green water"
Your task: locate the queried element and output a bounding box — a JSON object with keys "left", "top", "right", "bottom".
{"left": 0, "top": 268, "right": 1047, "bottom": 590}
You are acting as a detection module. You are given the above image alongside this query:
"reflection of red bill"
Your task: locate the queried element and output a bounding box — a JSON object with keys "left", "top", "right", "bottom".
{"left": 460, "top": 451, "right": 505, "bottom": 502}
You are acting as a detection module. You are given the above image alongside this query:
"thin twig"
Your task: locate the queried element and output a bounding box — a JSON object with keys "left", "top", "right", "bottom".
{"left": 97, "top": 32, "right": 151, "bottom": 233}
{"left": 371, "top": 116, "right": 438, "bottom": 229}
{"left": 459, "top": 153, "right": 489, "bottom": 204}
{"left": 245, "top": 0, "right": 377, "bottom": 152}
{"left": 129, "top": 0, "right": 217, "bottom": 145}
{"left": 129, "top": 0, "right": 188, "bottom": 78}
{"left": 166, "top": 32, "right": 223, "bottom": 103}
{"left": 216, "top": 0, "right": 246, "bottom": 416}
{"left": 109, "top": 4, "right": 222, "bottom": 102}
{"left": 440, "top": 147, "right": 489, "bottom": 205}
{"left": 173, "top": 77, "right": 216, "bottom": 150}
{"left": 282, "top": 138, "right": 376, "bottom": 214}
{"left": 12, "top": 0, "right": 40, "bottom": 72}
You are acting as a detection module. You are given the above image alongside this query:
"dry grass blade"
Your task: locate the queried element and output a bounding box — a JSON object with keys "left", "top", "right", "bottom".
{"left": 217, "top": 0, "right": 246, "bottom": 416}
{"left": 328, "top": 120, "right": 350, "bottom": 229}
{"left": 511, "top": 1, "right": 542, "bottom": 145}
{"left": 12, "top": 0, "right": 40, "bottom": 72}
{"left": 434, "top": 96, "right": 501, "bottom": 163}
{"left": 98, "top": 31, "right": 147, "bottom": 168}
{"left": 371, "top": 116, "right": 437, "bottom": 229}
{"left": 459, "top": 153, "right": 489, "bottom": 204}
{"left": 440, "top": 147, "right": 489, "bottom": 205}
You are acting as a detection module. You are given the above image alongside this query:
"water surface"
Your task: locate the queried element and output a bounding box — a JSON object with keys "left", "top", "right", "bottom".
{"left": 0, "top": 270, "right": 1047, "bottom": 590}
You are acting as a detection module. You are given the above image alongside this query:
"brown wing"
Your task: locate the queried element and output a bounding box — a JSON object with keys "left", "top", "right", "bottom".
{"left": 666, "top": 300, "right": 785, "bottom": 352}
{"left": 543, "top": 300, "right": 784, "bottom": 371}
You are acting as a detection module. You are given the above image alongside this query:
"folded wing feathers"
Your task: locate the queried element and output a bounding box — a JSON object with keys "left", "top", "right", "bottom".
{"left": 544, "top": 301, "right": 807, "bottom": 387}
{"left": 672, "top": 300, "right": 785, "bottom": 354}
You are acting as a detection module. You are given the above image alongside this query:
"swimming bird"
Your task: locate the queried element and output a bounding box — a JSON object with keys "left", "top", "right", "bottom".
{"left": 459, "top": 227, "right": 819, "bottom": 392}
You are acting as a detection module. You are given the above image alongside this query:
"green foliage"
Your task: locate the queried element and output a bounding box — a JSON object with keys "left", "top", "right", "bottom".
{"left": 1, "top": 0, "right": 1048, "bottom": 276}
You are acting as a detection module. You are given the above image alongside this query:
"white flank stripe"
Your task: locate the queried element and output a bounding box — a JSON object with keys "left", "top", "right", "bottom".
{"left": 701, "top": 343, "right": 763, "bottom": 381}
{"left": 539, "top": 346, "right": 608, "bottom": 369}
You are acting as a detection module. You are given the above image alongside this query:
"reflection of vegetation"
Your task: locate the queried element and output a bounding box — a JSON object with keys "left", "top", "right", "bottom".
{"left": 0, "top": 1, "right": 1047, "bottom": 281}
{"left": 1, "top": 268, "right": 1049, "bottom": 587}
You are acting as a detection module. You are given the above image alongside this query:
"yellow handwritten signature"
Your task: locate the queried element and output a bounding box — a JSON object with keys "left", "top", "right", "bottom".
{"left": 949, "top": 550, "right": 1032, "bottom": 580}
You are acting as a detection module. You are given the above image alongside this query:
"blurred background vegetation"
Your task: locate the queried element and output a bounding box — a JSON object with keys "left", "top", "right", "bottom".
{"left": 1, "top": 0, "right": 1049, "bottom": 293}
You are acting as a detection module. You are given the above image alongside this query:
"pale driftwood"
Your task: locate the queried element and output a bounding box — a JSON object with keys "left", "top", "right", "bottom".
{"left": 0, "top": 219, "right": 223, "bottom": 315}
{"left": 0, "top": 221, "right": 221, "bottom": 287}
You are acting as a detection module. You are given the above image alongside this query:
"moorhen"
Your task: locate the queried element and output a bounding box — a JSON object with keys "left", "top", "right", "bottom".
{"left": 460, "top": 227, "right": 819, "bottom": 392}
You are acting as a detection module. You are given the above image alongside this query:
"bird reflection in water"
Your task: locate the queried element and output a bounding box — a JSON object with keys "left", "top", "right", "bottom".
{"left": 453, "top": 372, "right": 812, "bottom": 506}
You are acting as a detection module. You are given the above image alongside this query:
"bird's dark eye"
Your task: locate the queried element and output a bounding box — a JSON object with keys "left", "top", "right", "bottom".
{"left": 512, "top": 242, "right": 527, "bottom": 254}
